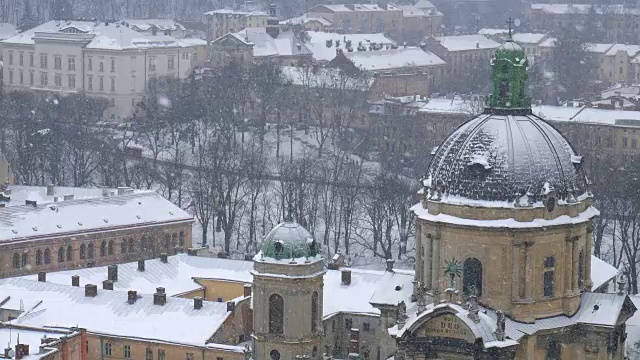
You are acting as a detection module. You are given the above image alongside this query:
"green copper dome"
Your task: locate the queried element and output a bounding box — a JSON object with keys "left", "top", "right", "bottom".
{"left": 486, "top": 36, "right": 530, "bottom": 111}
{"left": 260, "top": 221, "right": 320, "bottom": 260}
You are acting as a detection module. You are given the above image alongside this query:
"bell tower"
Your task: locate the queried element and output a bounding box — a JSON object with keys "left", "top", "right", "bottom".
{"left": 252, "top": 220, "right": 324, "bottom": 360}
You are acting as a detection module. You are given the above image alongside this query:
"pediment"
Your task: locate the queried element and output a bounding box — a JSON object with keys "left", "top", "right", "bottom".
{"left": 412, "top": 312, "right": 477, "bottom": 343}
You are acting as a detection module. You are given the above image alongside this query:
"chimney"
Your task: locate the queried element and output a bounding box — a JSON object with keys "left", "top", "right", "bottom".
{"left": 156, "top": 287, "right": 165, "bottom": 294}
{"left": 269, "top": 3, "right": 276, "bottom": 17}
{"left": 153, "top": 289, "right": 167, "bottom": 306}
{"left": 194, "top": 297, "right": 203, "bottom": 310}
{"left": 341, "top": 269, "right": 352, "bottom": 285}
{"left": 160, "top": 253, "right": 168, "bottom": 263}
{"left": 71, "top": 275, "right": 80, "bottom": 287}
{"left": 386, "top": 259, "right": 395, "bottom": 272}
{"left": 38, "top": 271, "right": 46, "bottom": 282}
{"left": 128, "top": 290, "right": 138, "bottom": 304}
{"left": 46, "top": 184, "right": 54, "bottom": 196}
{"left": 243, "top": 284, "right": 252, "bottom": 297}
{"left": 475, "top": 41, "right": 480, "bottom": 49}
{"left": 227, "top": 301, "right": 236, "bottom": 312}
{"left": 107, "top": 264, "right": 118, "bottom": 281}
{"left": 25, "top": 200, "right": 37, "bottom": 207}
{"left": 15, "top": 344, "right": 29, "bottom": 360}
{"left": 85, "top": 284, "right": 98, "bottom": 297}
{"left": 63, "top": 194, "right": 74, "bottom": 201}
{"left": 138, "top": 259, "right": 145, "bottom": 271}
{"left": 102, "top": 280, "right": 114, "bottom": 290}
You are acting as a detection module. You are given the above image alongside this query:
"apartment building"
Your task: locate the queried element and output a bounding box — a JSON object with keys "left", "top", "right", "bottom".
{"left": 0, "top": 20, "right": 200, "bottom": 120}
{"left": 306, "top": 4, "right": 404, "bottom": 39}
{"left": 205, "top": 9, "right": 268, "bottom": 41}
{"left": 124, "top": 19, "right": 187, "bottom": 38}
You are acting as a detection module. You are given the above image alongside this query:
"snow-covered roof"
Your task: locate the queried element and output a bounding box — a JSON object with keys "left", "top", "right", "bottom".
{"left": 0, "top": 23, "right": 18, "bottom": 41}
{"left": 478, "top": 28, "right": 508, "bottom": 36}
{"left": 511, "top": 33, "right": 547, "bottom": 44}
{"left": 397, "top": 5, "right": 442, "bottom": 17}
{"left": 280, "top": 15, "right": 332, "bottom": 26}
{"left": 124, "top": 19, "right": 186, "bottom": 32}
{"left": 417, "top": 97, "right": 478, "bottom": 114}
{"left": 434, "top": 35, "right": 501, "bottom": 52}
{"left": 0, "top": 327, "right": 76, "bottom": 359}
{"left": 0, "top": 185, "right": 123, "bottom": 207}
{"left": 414, "top": 0, "right": 436, "bottom": 9}
{"left": 539, "top": 37, "right": 557, "bottom": 48}
{"left": 343, "top": 47, "right": 446, "bottom": 71}
{"left": 532, "top": 105, "right": 640, "bottom": 126}
{"left": 605, "top": 44, "right": 640, "bottom": 57}
{"left": 281, "top": 66, "right": 374, "bottom": 90}
{"left": 2, "top": 20, "right": 192, "bottom": 51}
{"left": 20, "top": 253, "right": 253, "bottom": 296}
{"left": 369, "top": 270, "right": 415, "bottom": 307}
{"left": 585, "top": 43, "right": 615, "bottom": 54}
{"left": 590, "top": 256, "right": 619, "bottom": 291}
{"left": 235, "top": 28, "right": 312, "bottom": 57}
{"left": 601, "top": 84, "right": 640, "bottom": 99}
{"left": 0, "top": 278, "right": 245, "bottom": 349}
{"left": 304, "top": 31, "right": 395, "bottom": 62}
{"left": 0, "top": 191, "right": 193, "bottom": 243}
{"left": 177, "top": 38, "right": 208, "bottom": 47}
{"left": 531, "top": 3, "right": 640, "bottom": 15}
{"left": 204, "top": 9, "right": 267, "bottom": 16}
{"left": 310, "top": 4, "right": 401, "bottom": 12}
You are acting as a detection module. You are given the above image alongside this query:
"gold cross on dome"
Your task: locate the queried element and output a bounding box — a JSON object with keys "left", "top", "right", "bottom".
{"left": 507, "top": 17, "right": 515, "bottom": 38}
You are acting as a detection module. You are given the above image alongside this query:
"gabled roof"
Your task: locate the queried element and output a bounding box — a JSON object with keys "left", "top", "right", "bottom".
{"left": 342, "top": 47, "right": 446, "bottom": 71}
{"left": 204, "top": 9, "right": 267, "bottom": 16}
{"left": 280, "top": 15, "right": 333, "bottom": 26}
{"left": 605, "top": 44, "right": 640, "bottom": 57}
{"left": 304, "top": 31, "right": 395, "bottom": 62}
{"left": 212, "top": 32, "right": 254, "bottom": 46}
{"left": 433, "top": 35, "right": 501, "bottom": 51}
{"left": 235, "top": 28, "right": 312, "bottom": 57}
{"left": 124, "top": 19, "right": 186, "bottom": 32}
{"left": 308, "top": 4, "right": 401, "bottom": 13}
{"left": 511, "top": 33, "right": 547, "bottom": 45}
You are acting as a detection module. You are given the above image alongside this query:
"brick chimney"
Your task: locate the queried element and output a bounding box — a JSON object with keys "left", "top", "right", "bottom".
{"left": 137, "top": 259, "right": 145, "bottom": 272}
{"left": 243, "top": 284, "right": 252, "bottom": 297}
{"left": 71, "top": 275, "right": 80, "bottom": 287}
{"left": 107, "top": 264, "right": 118, "bottom": 281}
{"left": 15, "top": 343, "right": 29, "bottom": 360}
{"left": 194, "top": 297, "right": 203, "bottom": 310}
{"left": 386, "top": 259, "right": 395, "bottom": 272}
{"left": 154, "top": 287, "right": 166, "bottom": 306}
{"left": 341, "top": 269, "right": 352, "bottom": 285}
{"left": 38, "top": 271, "right": 46, "bottom": 282}
{"left": 102, "top": 280, "right": 114, "bottom": 290}
{"left": 227, "top": 301, "right": 236, "bottom": 312}
{"left": 85, "top": 284, "right": 98, "bottom": 297}
{"left": 160, "top": 253, "right": 168, "bottom": 263}
{"left": 128, "top": 290, "right": 138, "bottom": 304}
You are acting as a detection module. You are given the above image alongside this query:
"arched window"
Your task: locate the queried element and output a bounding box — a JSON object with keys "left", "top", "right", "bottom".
{"left": 463, "top": 258, "right": 483, "bottom": 297}
{"left": 66, "top": 245, "right": 73, "bottom": 261}
{"left": 578, "top": 250, "right": 584, "bottom": 288}
{"left": 140, "top": 237, "right": 147, "bottom": 252}
{"left": 163, "top": 234, "right": 170, "bottom": 251}
{"left": 100, "top": 241, "right": 107, "bottom": 257}
{"left": 312, "top": 346, "right": 318, "bottom": 359}
{"left": 36, "top": 249, "right": 42, "bottom": 265}
{"left": 269, "top": 294, "right": 284, "bottom": 335}
{"left": 22, "top": 253, "right": 28, "bottom": 267}
{"left": 121, "top": 239, "right": 127, "bottom": 254}
{"left": 547, "top": 340, "right": 561, "bottom": 360}
{"left": 108, "top": 240, "right": 114, "bottom": 256}
{"left": 128, "top": 238, "right": 134, "bottom": 253}
{"left": 87, "top": 243, "right": 94, "bottom": 259}
{"left": 44, "top": 249, "right": 51, "bottom": 264}
{"left": 311, "top": 292, "right": 319, "bottom": 332}
{"left": 79, "top": 244, "right": 86, "bottom": 260}
{"left": 270, "top": 350, "right": 281, "bottom": 360}
{"left": 58, "top": 247, "right": 65, "bottom": 262}
{"left": 543, "top": 257, "right": 555, "bottom": 297}
{"left": 145, "top": 348, "right": 153, "bottom": 360}
{"left": 12, "top": 253, "right": 20, "bottom": 269}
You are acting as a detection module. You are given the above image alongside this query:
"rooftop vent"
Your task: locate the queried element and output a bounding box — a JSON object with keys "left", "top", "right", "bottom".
{"left": 194, "top": 297, "right": 203, "bottom": 310}
{"left": 38, "top": 271, "right": 46, "bottom": 282}
{"left": 227, "top": 301, "right": 236, "bottom": 312}
{"left": 137, "top": 259, "right": 145, "bottom": 272}
{"left": 244, "top": 284, "right": 252, "bottom": 297}
{"left": 63, "top": 194, "right": 74, "bottom": 201}
{"left": 160, "top": 253, "right": 168, "bottom": 263}
{"left": 386, "top": 259, "right": 395, "bottom": 272}
{"left": 341, "top": 269, "right": 352, "bottom": 285}
{"left": 85, "top": 284, "right": 98, "bottom": 297}
{"left": 153, "top": 289, "right": 167, "bottom": 306}
{"left": 102, "top": 280, "right": 114, "bottom": 290}
{"left": 71, "top": 275, "right": 80, "bottom": 287}
{"left": 25, "top": 200, "right": 37, "bottom": 207}
{"left": 108, "top": 264, "right": 118, "bottom": 281}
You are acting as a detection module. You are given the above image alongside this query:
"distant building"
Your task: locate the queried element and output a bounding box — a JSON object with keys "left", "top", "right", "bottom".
{"left": 280, "top": 15, "right": 332, "bottom": 32}
{"left": 302, "top": 31, "right": 396, "bottom": 64}
{"left": 0, "top": 190, "right": 194, "bottom": 279}
{"left": 0, "top": 325, "right": 85, "bottom": 360}
{"left": 204, "top": 9, "right": 268, "bottom": 42}
{"left": 0, "top": 20, "right": 200, "bottom": 121}
{"left": 124, "top": 19, "right": 188, "bottom": 38}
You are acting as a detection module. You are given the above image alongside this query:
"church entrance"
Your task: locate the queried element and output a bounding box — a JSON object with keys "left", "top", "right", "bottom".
{"left": 463, "top": 258, "right": 483, "bottom": 297}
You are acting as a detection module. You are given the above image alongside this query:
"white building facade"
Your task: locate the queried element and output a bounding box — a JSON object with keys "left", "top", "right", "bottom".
{"left": 1, "top": 20, "right": 199, "bottom": 121}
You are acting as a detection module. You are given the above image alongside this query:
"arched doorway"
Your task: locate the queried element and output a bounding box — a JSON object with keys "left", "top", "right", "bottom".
{"left": 463, "top": 258, "right": 483, "bottom": 297}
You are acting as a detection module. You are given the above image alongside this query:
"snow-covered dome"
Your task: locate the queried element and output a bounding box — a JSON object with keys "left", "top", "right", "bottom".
{"left": 425, "top": 113, "right": 588, "bottom": 205}
{"left": 260, "top": 221, "right": 319, "bottom": 259}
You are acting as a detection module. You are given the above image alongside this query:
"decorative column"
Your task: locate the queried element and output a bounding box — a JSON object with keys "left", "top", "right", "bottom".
{"left": 572, "top": 237, "right": 580, "bottom": 292}
{"left": 523, "top": 241, "right": 534, "bottom": 300}
{"left": 431, "top": 235, "right": 440, "bottom": 292}
{"left": 512, "top": 243, "right": 522, "bottom": 300}
{"left": 565, "top": 237, "right": 574, "bottom": 295}
{"left": 415, "top": 224, "right": 423, "bottom": 285}
{"left": 424, "top": 234, "right": 433, "bottom": 289}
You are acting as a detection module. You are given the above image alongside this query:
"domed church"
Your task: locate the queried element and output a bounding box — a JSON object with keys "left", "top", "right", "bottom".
{"left": 391, "top": 30, "right": 637, "bottom": 359}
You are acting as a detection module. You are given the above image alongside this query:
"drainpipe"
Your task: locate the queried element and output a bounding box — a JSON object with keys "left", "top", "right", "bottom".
{"left": 100, "top": 336, "right": 104, "bottom": 360}
{"left": 144, "top": 50, "right": 148, "bottom": 91}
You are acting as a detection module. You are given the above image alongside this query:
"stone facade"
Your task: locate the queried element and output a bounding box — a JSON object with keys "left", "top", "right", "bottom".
{"left": 205, "top": 10, "right": 268, "bottom": 42}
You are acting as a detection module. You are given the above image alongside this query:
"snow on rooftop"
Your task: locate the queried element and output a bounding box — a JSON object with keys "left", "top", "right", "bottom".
{"left": 280, "top": 15, "right": 332, "bottom": 26}
{"left": 304, "top": 31, "right": 395, "bottom": 62}
{"left": 417, "top": 97, "right": 476, "bottom": 114}
{"left": 2, "top": 20, "right": 190, "bottom": 50}
{"left": 124, "top": 19, "right": 186, "bottom": 32}
{"left": 235, "top": 28, "right": 312, "bottom": 57}
{"left": 605, "top": 44, "right": 640, "bottom": 57}
{"left": 1, "top": 185, "right": 119, "bottom": 207}
{"left": 434, "top": 35, "right": 501, "bottom": 51}
{"left": 539, "top": 37, "right": 557, "bottom": 48}
{"left": 532, "top": 105, "right": 640, "bottom": 126}
{"left": 0, "top": 278, "right": 241, "bottom": 347}
{"left": 313, "top": 4, "right": 401, "bottom": 12}
{"left": 585, "top": 43, "right": 615, "bottom": 54}
{"left": 591, "top": 256, "right": 619, "bottom": 291}
{"left": 0, "top": 327, "right": 72, "bottom": 359}
{"left": 0, "top": 191, "right": 192, "bottom": 243}
{"left": 281, "top": 66, "right": 373, "bottom": 90}
{"left": 478, "top": 28, "right": 509, "bottom": 36}
{"left": 397, "top": 5, "right": 442, "bottom": 17}
{"left": 344, "top": 47, "right": 445, "bottom": 71}
{"left": 511, "top": 33, "right": 547, "bottom": 44}
{"left": 205, "top": 9, "right": 267, "bottom": 16}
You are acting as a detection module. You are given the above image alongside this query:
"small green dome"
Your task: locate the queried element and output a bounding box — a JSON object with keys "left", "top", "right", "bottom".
{"left": 260, "top": 221, "right": 320, "bottom": 260}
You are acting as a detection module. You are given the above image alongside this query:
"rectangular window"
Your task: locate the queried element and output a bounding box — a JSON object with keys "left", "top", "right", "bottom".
{"left": 124, "top": 345, "right": 131, "bottom": 359}
{"left": 68, "top": 75, "right": 76, "bottom": 89}
{"left": 168, "top": 55, "right": 175, "bottom": 70}
{"left": 633, "top": 138, "right": 637, "bottom": 149}
{"left": 68, "top": 56, "right": 76, "bottom": 71}
{"left": 40, "top": 54, "right": 48, "bottom": 69}
{"left": 54, "top": 74, "right": 62, "bottom": 87}
{"left": 19, "top": 52, "right": 24, "bottom": 66}
{"left": 99, "top": 57, "right": 104, "bottom": 72}
{"left": 8, "top": 70, "right": 13, "bottom": 84}
{"left": 88, "top": 57, "right": 93, "bottom": 71}
{"left": 543, "top": 256, "right": 555, "bottom": 297}
{"left": 149, "top": 56, "right": 157, "bottom": 72}
{"left": 88, "top": 75, "right": 93, "bottom": 90}
{"left": 363, "top": 322, "right": 370, "bottom": 332}
{"left": 345, "top": 318, "right": 352, "bottom": 330}
{"left": 8, "top": 51, "right": 13, "bottom": 65}
{"left": 111, "top": 58, "right": 116, "bottom": 72}
{"left": 146, "top": 349, "right": 153, "bottom": 360}
{"left": 29, "top": 71, "right": 34, "bottom": 85}
{"left": 29, "top": 53, "right": 34, "bottom": 67}
{"left": 110, "top": 77, "right": 115, "bottom": 92}
{"left": 186, "top": 354, "right": 194, "bottom": 360}
{"left": 104, "top": 343, "right": 112, "bottom": 356}
{"left": 40, "top": 72, "right": 47, "bottom": 86}
{"left": 54, "top": 55, "right": 62, "bottom": 70}
{"left": 130, "top": 56, "right": 137, "bottom": 73}
{"left": 99, "top": 76, "right": 104, "bottom": 91}
{"left": 131, "top": 75, "right": 136, "bottom": 92}
{"left": 19, "top": 70, "right": 23, "bottom": 84}
{"left": 158, "top": 349, "right": 166, "bottom": 360}
{"left": 624, "top": 137, "right": 628, "bottom": 148}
